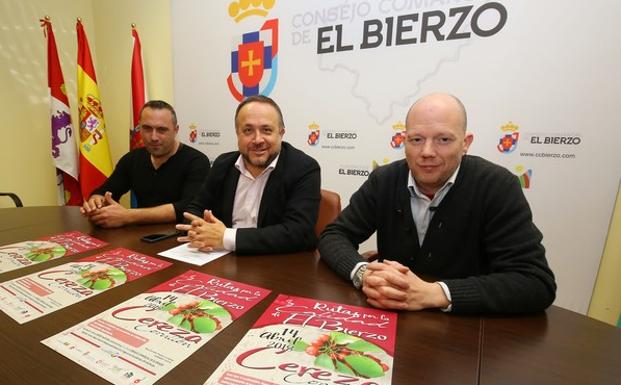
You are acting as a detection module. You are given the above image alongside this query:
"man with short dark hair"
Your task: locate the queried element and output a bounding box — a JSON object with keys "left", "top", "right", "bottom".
{"left": 81, "top": 100, "right": 210, "bottom": 228}
{"left": 319, "top": 93, "right": 556, "bottom": 314}
{"left": 178, "top": 95, "right": 321, "bottom": 255}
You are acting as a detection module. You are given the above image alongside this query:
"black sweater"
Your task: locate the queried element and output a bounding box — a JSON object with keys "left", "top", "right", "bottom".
{"left": 319, "top": 155, "right": 556, "bottom": 313}
{"left": 92, "top": 144, "right": 210, "bottom": 222}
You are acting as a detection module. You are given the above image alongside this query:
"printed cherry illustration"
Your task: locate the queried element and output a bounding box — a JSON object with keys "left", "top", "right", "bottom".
{"left": 23, "top": 242, "right": 66, "bottom": 262}
{"left": 76, "top": 267, "right": 127, "bottom": 290}
{"left": 294, "top": 331, "right": 389, "bottom": 378}
{"left": 162, "top": 300, "right": 230, "bottom": 334}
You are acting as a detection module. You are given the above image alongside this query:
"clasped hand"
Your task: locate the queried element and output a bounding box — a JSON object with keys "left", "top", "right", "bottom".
{"left": 176, "top": 210, "right": 226, "bottom": 252}
{"left": 80, "top": 191, "right": 128, "bottom": 228}
{"left": 362, "top": 260, "right": 450, "bottom": 311}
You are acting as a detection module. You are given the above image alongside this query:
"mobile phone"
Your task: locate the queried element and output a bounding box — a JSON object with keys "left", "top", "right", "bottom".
{"left": 140, "top": 231, "right": 179, "bottom": 243}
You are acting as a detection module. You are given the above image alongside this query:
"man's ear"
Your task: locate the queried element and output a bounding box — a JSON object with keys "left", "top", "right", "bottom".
{"left": 463, "top": 132, "right": 474, "bottom": 154}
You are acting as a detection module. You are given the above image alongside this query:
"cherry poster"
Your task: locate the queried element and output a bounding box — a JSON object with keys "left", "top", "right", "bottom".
{"left": 42, "top": 270, "right": 271, "bottom": 385}
{"left": 0, "top": 247, "right": 170, "bottom": 323}
{"left": 204, "top": 294, "right": 398, "bottom": 385}
{"left": 0, "top": 231, "right": 108, "bottom": 274}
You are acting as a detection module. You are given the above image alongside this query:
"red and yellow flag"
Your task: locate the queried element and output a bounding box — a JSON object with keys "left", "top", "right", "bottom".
{"left": 41, "top": 17, "right": 82, "bottom": 206}
{"left": 76, "top": 19, "right": 113, "bottom": 199}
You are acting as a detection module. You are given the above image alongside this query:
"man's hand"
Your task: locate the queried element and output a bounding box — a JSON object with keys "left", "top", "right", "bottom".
{"left": 176, "top": 210, "right": 226, "bottom": 252}
{"left": 86, "top": 192, "right": 132, "bottom": 228}
{"left": 80, "top": 194, "right": 106, "bottom": 215}
{"left": 362, "top": 260, "right": 450, "bottom": 311}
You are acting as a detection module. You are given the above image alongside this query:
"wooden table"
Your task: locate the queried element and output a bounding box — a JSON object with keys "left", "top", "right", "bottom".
{"left": 0, "top": 206, "right": 619, "bottom": 385}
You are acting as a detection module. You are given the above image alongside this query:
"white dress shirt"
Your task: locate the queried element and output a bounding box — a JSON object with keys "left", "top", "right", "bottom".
{"left": 222, "top": 154, "right": 279, "bottom": 251}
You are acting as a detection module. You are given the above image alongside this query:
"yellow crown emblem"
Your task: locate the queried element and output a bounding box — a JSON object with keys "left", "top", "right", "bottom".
{"left": 188, "top": 123, "right": 197, "bottom": 131}
{"left": 228, "top": 0, "right": 275, "bottom": 23}
{"left": 308, "top": 121, "right": 319, "bottom": 131}
{"left": 392, "top": 121, "right": 406, "bottom": 131}
{"left": 501, "top": 121, "right": 519, "bottom": 132}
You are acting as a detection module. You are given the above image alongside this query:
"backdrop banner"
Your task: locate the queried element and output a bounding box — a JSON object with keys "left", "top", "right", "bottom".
{"left": 172, "top": 0, "right": 621, "bottom": 314}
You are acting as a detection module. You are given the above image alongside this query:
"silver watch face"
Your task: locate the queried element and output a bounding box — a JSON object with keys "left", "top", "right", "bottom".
{"left": 353, "top": 265, "right": 367, "bottom": 289}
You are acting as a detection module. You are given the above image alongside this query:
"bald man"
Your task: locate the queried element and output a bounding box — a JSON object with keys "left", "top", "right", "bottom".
{"left": 319, "top": 93, "right": 556, "bottom": 314}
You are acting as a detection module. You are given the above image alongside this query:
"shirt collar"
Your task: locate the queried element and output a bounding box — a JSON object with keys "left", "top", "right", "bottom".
{"left": 408, "top": 164, "right": 461, "bottom": 200}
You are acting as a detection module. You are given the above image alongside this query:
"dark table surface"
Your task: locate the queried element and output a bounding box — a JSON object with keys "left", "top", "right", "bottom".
{"left": 0, "top": 206, "right": 619, "bottom": 385}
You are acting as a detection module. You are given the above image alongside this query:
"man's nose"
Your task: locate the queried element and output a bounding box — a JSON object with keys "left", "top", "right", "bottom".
{"left": 421, "top": 140, "right": 436, "bottom": 156}
{"left": 251, "top": 130, "right": 265, "bottom": 143}
{"left": 149, "top": 131, "right": 161, "bottom": 142}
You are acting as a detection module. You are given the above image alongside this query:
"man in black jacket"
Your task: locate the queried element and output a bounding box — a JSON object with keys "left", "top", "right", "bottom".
{"left": 81, "top": 100, "right": 210, "bottom": 227}
{"left": 319, "top": 93, "right": 556, "bottom": 314}
{"left": 178, "top": 95, "right": 321, "bottom": 255}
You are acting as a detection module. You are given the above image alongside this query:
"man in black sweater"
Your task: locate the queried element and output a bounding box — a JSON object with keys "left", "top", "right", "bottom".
{"left": 319, "top": 93, "right": 556, "bottom": 313}
{"left": 81, "top": 100, "right": 210, "bottom": 227}
{"left": 177, "top": 96, "right": 321, "bottom": 255}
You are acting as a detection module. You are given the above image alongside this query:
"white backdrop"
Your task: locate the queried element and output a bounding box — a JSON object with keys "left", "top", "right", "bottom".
{"left": 172, "top": 0, "right": 621, "bottom": 314}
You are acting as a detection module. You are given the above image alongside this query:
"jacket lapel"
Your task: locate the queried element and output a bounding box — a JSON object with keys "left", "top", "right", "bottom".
{"left": 221, "top": 159, "right": 241, "bottom": 228}
{"left": 257, "top": 144, "right": 287, "bottom": 226}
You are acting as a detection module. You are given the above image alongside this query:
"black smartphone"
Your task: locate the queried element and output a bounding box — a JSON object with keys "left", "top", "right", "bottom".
{"left": 140, "top": 231, "right": 179, "bottom": 243}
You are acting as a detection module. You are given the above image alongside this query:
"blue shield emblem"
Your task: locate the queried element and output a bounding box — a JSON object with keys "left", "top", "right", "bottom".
{"left": 497, "top": 132, "right": 519, "bottom": 153}
{"left": 227, "top": 19, "right": 279, "bottom": 101}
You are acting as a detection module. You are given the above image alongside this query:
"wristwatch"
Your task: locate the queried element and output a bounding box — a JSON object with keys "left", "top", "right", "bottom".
{"left": 352, "top": 264, "right": 368, "bottom": 290}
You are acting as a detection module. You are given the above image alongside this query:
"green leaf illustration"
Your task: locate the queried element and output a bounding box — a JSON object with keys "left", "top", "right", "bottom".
{"left": 107, "top": 268, "right": 126, "bottom": 279}
{"left": 345, "top": 355, "right": 384, "bottom": 378}
{"left": 292, "top": 340, "right": 309, "bottom": 352}
{"left": 346, "top": 339, "right": 385, "bottom": 353}
{"left": 331, "top": 331, "right": 360, "bottom": 345}
{"left": 315, "top": 353, "right": 335, "bottom": 371}
{"left": 77, "top": 278, "right": 92, "bottom": 288}
{"left": 180, "top": 319, "right": 192, "bottom": 331}
{"left": 168, "top": 314, "right": 184, "bottom": 326}
{"left": 193, "top": 317, "right": 217, "bottom": 333}
{"left": 197, "top": 300, "right": 218, "bottom": 310}
{"left": 25, "top": 245, "right": 65, "bottom": 262}
{"left": 92, "top": 279, "right": 112, "bottom": 290}
{"left": 31, "top": 253, "right": 52, "bottom": 262}
{"left": 335, "top": 359, "right": 356, "bottom": 376}
{"left": 204, "top": 307, "right": 230, "bottom": 318}
{"left": 161, "top": 303, "right": 177, "bottom": 311}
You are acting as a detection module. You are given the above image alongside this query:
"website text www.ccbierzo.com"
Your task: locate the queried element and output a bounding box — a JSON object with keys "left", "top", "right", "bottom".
{"left": 519, "top": 152, "right": 576, "bottom": 159}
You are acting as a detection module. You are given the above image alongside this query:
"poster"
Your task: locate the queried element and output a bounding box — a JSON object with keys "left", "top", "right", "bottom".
{"left": 0, "top": 248, "right": 170, "bottom": 323}
{"left": 204, "top": 294, "right": 398, "bottom": 385}
{"left": 42, "top": 270, "right": 271, "bottom": 385}
{"left": 0, "top": 231, "right": 107, "bottom": 274}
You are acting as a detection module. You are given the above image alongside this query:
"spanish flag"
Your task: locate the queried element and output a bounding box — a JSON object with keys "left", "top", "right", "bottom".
{"left": 76, "top": 19, "right": 112, "bottom": 199}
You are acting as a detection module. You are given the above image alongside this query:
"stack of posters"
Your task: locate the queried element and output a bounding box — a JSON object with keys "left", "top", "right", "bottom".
{"left": 0, "top": 231, "right": 107, "bottom": 273}
{"left": 204, "top": 294, "right": 398, "bottom": 385}
{"left": 42, "top": 270, "right": 271, "bottom": 385}
{"left": 0, "top": 248, "right": 171, "bottom": 323}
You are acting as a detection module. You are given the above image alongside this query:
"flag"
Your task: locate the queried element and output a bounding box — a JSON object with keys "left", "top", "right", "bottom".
{"left": 41, "top": 17, "right": 82, "bottom": 206}
{"left": 130, "top": 25, "right": 147, "bottom": 208}
{"left": 130, "top": 24, "right": 147, "bottom": 150}
{"left": 76, "top": 19, "right": 113, "bottom": 199}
